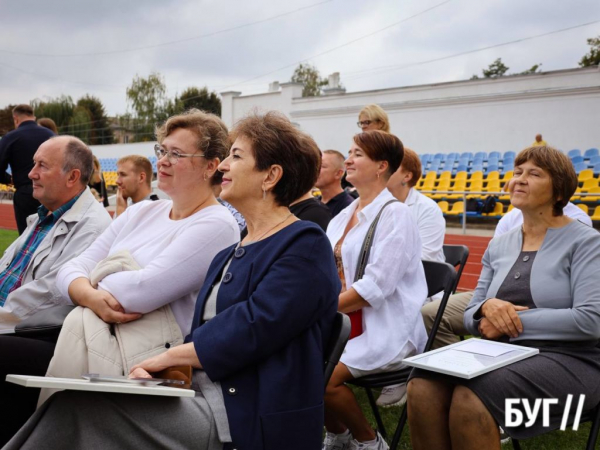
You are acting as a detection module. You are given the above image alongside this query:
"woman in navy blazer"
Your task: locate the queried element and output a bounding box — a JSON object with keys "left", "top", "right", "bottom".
{"left": 6, "top": 111, "right": 339, "bottom": 450}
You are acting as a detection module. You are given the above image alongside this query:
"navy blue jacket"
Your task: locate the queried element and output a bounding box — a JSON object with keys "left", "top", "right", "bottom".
{"left": 0, "top": 121, "right": 55, "bottom": 190}
{"left": 186, "top": 221, "right": 339, "bottom": 450}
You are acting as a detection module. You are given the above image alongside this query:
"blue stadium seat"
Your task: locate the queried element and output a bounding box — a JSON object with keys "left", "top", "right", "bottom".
{"left": 456, "top": 164, "right": 468, "bottom": 173}
{"left": 590, "top": 155, "right": 600, "bottom": 166}
{"left": 571, "top": 156, "right": 584, "bottom": 165}
{"left": 487, "top": 157, "right": 500, "bottom": 166}
{"left": 429, "top": 160, "right": 441, "bottom": 172}
{"left": 585, "top": 148, "right": 599, "bottom": 159}
{"left": 574, "top": 162, "right": 587, "bottom": 174}
{"left": 460, "top": 152, "right": 473, "bottom": 161}
{"left": 486, "top": 165, "right": 499, "bottom": 174}
{"left": 471, "top": 164, "right": 484, "bottom": 173}
{"left": 503, "top": 151, "right": 516, "bottom": 160}
{"left": 489, "top": 151, "right": 501, "bottom": 160}
{"left": 433, "top": 153, "right": 445, "bottom": 161}
{"left": 568, "top": 149, "right": 581, "bottom": 158}
{"left": 474, "top": 152, "right": 487, "bottom": 161}
{"left": 594, "top": 163, "right": 600, "bottom": 176}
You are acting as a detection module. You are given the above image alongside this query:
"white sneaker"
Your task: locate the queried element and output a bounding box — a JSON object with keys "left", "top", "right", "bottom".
{"left": 348, "top": 432, "right": 389, "bottom": 450}
{"left": 323, "top": 430, "right": 353, "bottom": 450}
{"left": 375, "top": 383, "right": 407, "bottom": 408}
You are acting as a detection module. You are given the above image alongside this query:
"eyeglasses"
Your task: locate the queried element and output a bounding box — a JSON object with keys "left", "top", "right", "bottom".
{"left": 154, "top": 144, "right": 205, "bottom": 165}
{"left": 357, "top": 119, "right": 379, "bottom": 128}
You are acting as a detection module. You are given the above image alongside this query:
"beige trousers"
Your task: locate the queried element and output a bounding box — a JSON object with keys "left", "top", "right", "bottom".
{"left": 420, "top": 291, "right": 474, "bottom": 349}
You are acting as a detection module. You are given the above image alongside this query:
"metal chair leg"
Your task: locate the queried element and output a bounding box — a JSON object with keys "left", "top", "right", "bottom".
{"left": 586, "top": 406, "right": 600, "bottom": 450}
{"left": 390, "top": 405, "right": 407, "bottom": 450}
{"left": 365, "top": 387, "right": 387, "bottom": 439}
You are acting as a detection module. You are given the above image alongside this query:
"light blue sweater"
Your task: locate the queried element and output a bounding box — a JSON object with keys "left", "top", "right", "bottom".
{"left": 464, "top": 220, "right": 600, "bottom": 343}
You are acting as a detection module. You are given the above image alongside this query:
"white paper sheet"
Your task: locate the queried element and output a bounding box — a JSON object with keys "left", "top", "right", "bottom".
{"left": 454, "top": 339, "right": 514, "bottom": 357}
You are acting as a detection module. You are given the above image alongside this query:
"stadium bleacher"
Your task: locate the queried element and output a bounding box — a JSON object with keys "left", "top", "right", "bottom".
{"left": 416, "top": 148, "right": 600, "bottom": 223}
{"left": 98, "top": 157, "right": 158, "bottom": 187}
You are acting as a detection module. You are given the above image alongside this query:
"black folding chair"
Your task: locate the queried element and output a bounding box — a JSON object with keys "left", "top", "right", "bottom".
{"left": 442, "top": 244, "right": 469, "bottom": 294}
{"left": 347, "top": 260, "right": 457, "bottom": 450}
{"left": 512, "top": 403, "right": 600, "bottom": 450}
{"left": 324, "top": 312, "right": 351, "bottom": 387}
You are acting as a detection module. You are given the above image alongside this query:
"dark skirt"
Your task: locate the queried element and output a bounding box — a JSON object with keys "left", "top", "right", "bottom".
{"left": 409, "top": 344, "right": 600, "bottom": 439}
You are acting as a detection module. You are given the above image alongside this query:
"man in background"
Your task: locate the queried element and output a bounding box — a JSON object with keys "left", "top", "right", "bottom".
{"left": 531, "top": 134, "right": 547, "bottom": 147}
{"left": 0, "top": 105, "right": 55, "bottom": 234}
{"left": 114, "top": 155, "right": 158, "bottom": 218}
{"left": 316, "top": 150, "right": 354, "bottom": 217}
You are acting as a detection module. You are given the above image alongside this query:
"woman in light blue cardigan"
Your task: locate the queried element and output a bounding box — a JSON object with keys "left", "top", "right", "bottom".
{"left": 407, "top": 146, "right": 600, "bottom": 450}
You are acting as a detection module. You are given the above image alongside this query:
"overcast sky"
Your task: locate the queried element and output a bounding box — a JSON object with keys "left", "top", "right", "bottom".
{"left": 1, "top": 0, "right": 599, "bottom": 117}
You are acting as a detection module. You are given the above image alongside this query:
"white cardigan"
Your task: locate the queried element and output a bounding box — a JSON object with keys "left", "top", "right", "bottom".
{"left": 326, "top": 188, "right": 428, "bottom": 370}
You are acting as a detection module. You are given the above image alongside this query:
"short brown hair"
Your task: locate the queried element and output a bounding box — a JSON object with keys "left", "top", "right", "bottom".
{"left": 514, "top": 146, "right": 577, "bottom": 216}
{"left": 322, "top": 149, "right": 346, "bottom": 170}
{"left": 155, "top": 109, "right": 229, "bottom": 185}
{"left": 401, "top": 147, "right": 422, "bottom": 187}
{"left": 230, "top": 111, "right": 321, "bottom": 206}
{"left": 37, "top": 118, "right": 57, "bottom": 134}
{"left": 118, "top": 155, "right": 153, "bottom": 187}
{"left": 358, "top": 104, "right": 390, "bottom": 132}
{"left": 13, "top": 104, "right": 34, "bottom": 117}
{"left": 352, "top": 131, "right": 404, "bottom": 179}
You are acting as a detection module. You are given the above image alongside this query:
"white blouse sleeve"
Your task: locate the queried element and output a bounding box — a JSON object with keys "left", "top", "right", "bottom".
{"left": 351, "top": 206, "right": 421, "bottom": 310}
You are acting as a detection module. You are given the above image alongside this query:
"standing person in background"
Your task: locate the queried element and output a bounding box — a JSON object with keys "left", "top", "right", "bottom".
{"left": 316, "top": 150, "right": 354, "bottom": 217}
{"left": 36, "top": 119, "right": 58, "bottom": 135}
{"left": 114, "top": 155, "right": 158, "bottom": 218}
{"left": 357, "top": 104, "right": 390, "bottom": 133}
{"left": 290, "top": 189, "right": 332, "bottom": 231}
{"left": 88, "top": 156, "right": 109, "bottom": 207}
{"left": 0, "top": 105, "right": 55, "bottom": 234}
{"left": 531, "top": 134, "right": 547, "bottom": 146}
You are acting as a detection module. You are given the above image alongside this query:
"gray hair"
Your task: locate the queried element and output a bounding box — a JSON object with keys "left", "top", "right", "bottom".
{"left": 61, "top": 137, "right": 94, "bottom": 186}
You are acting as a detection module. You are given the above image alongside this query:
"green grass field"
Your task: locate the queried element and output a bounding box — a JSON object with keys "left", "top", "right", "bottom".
{"left": 0, "top": 229, "right": 593, "bottom": 449}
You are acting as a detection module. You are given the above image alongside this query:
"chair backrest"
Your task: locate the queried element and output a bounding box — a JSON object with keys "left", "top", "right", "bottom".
{"left": 323, "top": 312, "right": 351, "bottom": 387}
{"left": 442, "top": 244, "right": 469, "bottom": 294}
{"left": 422, "top": 260, "right": 457, "bottom": 352}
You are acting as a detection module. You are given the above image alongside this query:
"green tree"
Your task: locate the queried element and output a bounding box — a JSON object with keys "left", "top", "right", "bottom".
{"left": 31, "top": 95, "right": 75, "bottom": 129}
{"left": 482, "top": 58, "right": 509, "bottom": 78}
{"left": 126, "top": 72, "right": 169, "bottom": 141}
{"left": 579, "top": 35, "right": 600, "bottom": 67}
{"left": 76, "top": 95, "right": 114, "bottom": 145}
{"left": 519, "top": 63, "right": 542, "bottom": 75}
{"left": 178, "top": 87, "right": 221, "bottom": 116}
{"left": 290, "top": 63, "right": 329, "bottom": 97}
{"left": 0, "top": 104, "right": 16, "bottom": 136}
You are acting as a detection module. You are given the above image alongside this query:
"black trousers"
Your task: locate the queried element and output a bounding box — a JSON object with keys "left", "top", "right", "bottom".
{"left": 0, "top": 335, "right": 56, "bottom": 446}
{"left": 13, "top": 189, "right": 40, "bottom": 235}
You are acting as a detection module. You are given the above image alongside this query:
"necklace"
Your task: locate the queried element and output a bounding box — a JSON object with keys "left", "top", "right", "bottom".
{"left": 244, "top": 213, "right": 293, "bottom": 245}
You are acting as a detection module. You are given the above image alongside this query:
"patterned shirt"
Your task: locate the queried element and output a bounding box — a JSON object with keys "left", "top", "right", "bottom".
{"left": 0, "top": 194, "right": 81, "bottom": 306}
{"left": 217, "top": 198, "right": 246, "bottom": 232}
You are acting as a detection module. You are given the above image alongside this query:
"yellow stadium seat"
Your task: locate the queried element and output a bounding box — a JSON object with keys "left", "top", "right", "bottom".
{"left": 431, "top": 180, "right": 451, "bottom": 199}
{"left": 446, "top": 180, "right": 467, "bottom": 199}
{"left": 437, "top": 201, "right": 449, "bottom": 214}
{"left": 466, "top": 181, "right": 484, "bottom": 199}
{"left": 484, "top": 202, "right": 504, "bottom": 217}
{"left": 485, "top": 181, "right": 501, "bottom": 193}
{"left": 578, "top": 169, "right": 594, "bottom": 182}
{"left": 591, "top": 206, "right": 600, "bottom": 222}
{"left": 486, "top": 171, "right": 500, "bottom": 182}
{"left": 437, "top": 171, "right": 452, "bottom": 183}
{"left": 446, "top": 202, "right": 465, "bottom": 216}
{"left": 571, "top": 188, "right": 582, "bottom": 202}
{"left": 581, "top": 178, "right": 599, "bottom": 193}
{"left": 584, "top": 187, "right": 600, "bottom": 202}
{"left": 500, "top": 171, "right": 513, "bottom": 187}
{"left": 454, "top": 171, "right": 468, "bottom": 181}
{"left": 470, "top": 171, "right": 483, "bottom": 182}
{"left": 507, "top": 204, "right": 514, "bottom": 213}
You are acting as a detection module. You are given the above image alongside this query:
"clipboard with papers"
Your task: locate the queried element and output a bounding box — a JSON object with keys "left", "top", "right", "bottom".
{"left": 402, "top": 339, "right": 539, "bottom": 379}
{"left": 6, "top": 375, "right": 195, "bottom": 398}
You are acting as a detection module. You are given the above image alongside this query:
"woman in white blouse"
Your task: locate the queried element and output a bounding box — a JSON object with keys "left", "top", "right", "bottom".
{"left": 323, "top": 131, "right": 428, "bottom": 450}
{"left": 56, "top": 110, "right": 240, "bottom": 337}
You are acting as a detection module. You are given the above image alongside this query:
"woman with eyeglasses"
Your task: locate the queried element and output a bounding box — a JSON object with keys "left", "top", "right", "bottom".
{"left": 7, "top": 112, "right": 339, "bottom": 450}
{"left": 357, "top": 104, "right": 390, "bottom": 133}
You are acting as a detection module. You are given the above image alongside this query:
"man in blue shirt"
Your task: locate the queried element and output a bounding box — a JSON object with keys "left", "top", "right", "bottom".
{"left": 0, "top": 105, "right": 55, "bottom": 234}
{"left": 0, "top": 135, "right": 112, "bottom": 446}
